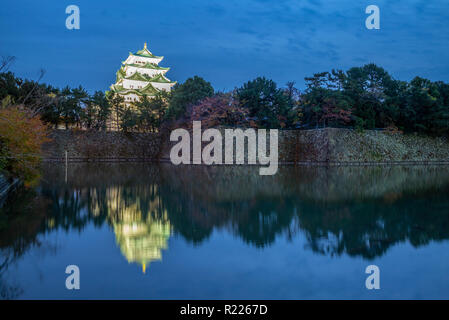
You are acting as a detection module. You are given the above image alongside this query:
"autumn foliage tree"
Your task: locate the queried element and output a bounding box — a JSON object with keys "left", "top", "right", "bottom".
{"left": 0, "top": 106, "right": 50, "bottom": 184}
{"left": 320, "top": 97, "right": 352, "bottom": 127}
{"left": 189, "top": 93, "right": 252, "bottom": 129}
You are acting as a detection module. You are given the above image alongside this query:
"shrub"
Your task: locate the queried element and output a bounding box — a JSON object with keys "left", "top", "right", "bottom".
{"left": 0, "top": 106, "right": 50, "bottom": 184}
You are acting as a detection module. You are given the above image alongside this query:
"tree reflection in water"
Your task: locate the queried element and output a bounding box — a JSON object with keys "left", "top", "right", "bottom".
{"left": 0, "top": 187, "right": 52, "bottom": 299}
{"left": 1, "top": 163, "right": 449, "bottom": 275}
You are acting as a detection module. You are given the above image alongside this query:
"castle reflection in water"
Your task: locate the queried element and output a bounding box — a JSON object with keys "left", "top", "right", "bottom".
{"left": 2, "top": 163, "right": 449, "bottom": 276}
{"left": 60, "top": 183, "right": 173, "bottom": 272}
{"left": 102, "top": 186, "right": 171, "bottom": 273}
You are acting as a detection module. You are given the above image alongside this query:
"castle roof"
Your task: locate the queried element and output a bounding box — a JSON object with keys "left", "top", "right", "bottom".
{"left": 149, "top": 73, "right": 175, "bottom": 83}
{"left": 117, "top": 67, "right": 174, "bottom": 84}
{"left": 111, "top": 82, "right": 159, "bottom": 96}
{"left": 132, "top": 42, "right": 163, "bottom": 59}
{"left": 125, "top": 62, "right": 169, "bottom": 71}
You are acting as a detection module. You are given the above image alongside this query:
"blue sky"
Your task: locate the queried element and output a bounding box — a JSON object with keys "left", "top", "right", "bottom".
{"left": 1, "top": 0, "right": 449, "bottom": 93}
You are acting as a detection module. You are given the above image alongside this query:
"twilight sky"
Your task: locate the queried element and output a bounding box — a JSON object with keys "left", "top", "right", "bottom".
{"left": 1, "top": 0, "right": 449, "bottom": 93}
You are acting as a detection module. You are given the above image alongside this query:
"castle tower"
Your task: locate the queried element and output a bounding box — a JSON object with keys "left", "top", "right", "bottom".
{"left": 108, "top": 43, "right": 176, "bottom": 130}
{"left": 110, "top": 42, "right": 176, "bottom": 102}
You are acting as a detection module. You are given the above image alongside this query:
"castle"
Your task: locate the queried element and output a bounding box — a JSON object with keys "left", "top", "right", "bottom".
{"left": 108, "top": 43, "right": 176, "bottom": 130}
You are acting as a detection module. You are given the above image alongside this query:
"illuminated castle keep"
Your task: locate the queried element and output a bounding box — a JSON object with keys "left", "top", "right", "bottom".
{"left": 110, "top": 42, "right": 176, "bottom": 103}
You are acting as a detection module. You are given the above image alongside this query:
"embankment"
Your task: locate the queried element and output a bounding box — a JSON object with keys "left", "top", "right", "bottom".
{"left": 42, "top": 129, "right": 161, "bottom": 161}
{"left": 42, "top": 128, "right": 449, "bottom": 164}
{"left": 278, "top": 128, "right": 449, "bottom": 164}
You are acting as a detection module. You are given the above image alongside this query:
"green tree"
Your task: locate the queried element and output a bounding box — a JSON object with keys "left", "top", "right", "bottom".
{"left": 235, "top": 77, "right": 290, "bottom": 128}
{"left": 120, "top": 107, "right": 138, "bottom": 132}
{"left": 85, "top": 91, "right": 110, "bottom": 130}
{"left": 39, "top": 88, "right": 63, "bottom": 128}
{"left": 343, "top": 64, "right": 397, "bottom": 129}
{"left": 136, "top": 91, "right": 169, "bottom": 132}
{"left": 432, "top": 81, "right": 449, "bottom": 135}
{"left": 403, "top": 77, "right": 441, "bottom": 133}
{"left": 71, "top": 86, "right": 88, "bottom": 128}
{"left": 301, "top": 72, "right": 345, "bottom": 128}
{"left": 284, "top": 81, "right": 303, "bottom": 128}
{"left": 166, "top": 76, "right": 214, "bottom": 120}
{"left": 60, "top": 86, "right": 76, "bottom": 129}
{"left": 107, "top": 92, "right": 125, "bottom": 131}
{"left": 0, "top": 72, "right": 21, "bottom": 104}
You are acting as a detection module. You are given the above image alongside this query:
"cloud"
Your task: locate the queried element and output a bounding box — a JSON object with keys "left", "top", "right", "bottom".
{"left": 1, "top": 0, "right": 449, "bottom": 91}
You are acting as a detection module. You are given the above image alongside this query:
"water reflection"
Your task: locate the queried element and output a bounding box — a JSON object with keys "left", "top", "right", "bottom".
{"left": 108, "top": 185, "right": 171, "bottom": 273}
{"left": 1, "top": 163, "right": 449, "bottom": 277}
{"left": 0, "top": 188, "right": 52, "bottom": 299}
{"left": 42, "top": 175, "right": 173, "bottom": 272}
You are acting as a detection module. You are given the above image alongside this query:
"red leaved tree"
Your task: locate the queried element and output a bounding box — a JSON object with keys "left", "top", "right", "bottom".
{"left": 320, "top": 97, "right": 352, "bottom": 127}
{"left": 189, "top": 93, "right": 254, "bottom": 129}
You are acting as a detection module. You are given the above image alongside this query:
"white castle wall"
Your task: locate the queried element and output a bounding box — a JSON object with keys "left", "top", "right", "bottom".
{"left": 151, "top": 82, "right": 173, "bottom": 91}
{"left": 124, "top": 55, "right": 162, "bottom": 65}
{"left": 123, "top": 94, "right": 140, "bottom": 102}
{"left": 122, "top": 79, "right": 148, "bottom": 90}
{"left": 125, "top": 66, "right": 165, "bottom": 78}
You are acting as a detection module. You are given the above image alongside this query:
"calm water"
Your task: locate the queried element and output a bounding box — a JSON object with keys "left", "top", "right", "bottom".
{"left": 1, "top": 163, "right": 449, "bottom": 299}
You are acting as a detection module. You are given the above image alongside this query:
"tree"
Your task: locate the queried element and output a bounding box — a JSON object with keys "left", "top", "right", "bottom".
{"left": 120, "top": 106, "right": 138, "bottom": 132}
{"left": 402, "top": 76, "right": 442, "bottom": 134}
{"left": 39, "top": 88, "right": 63, "bottom": 128}
{"left": 84, "top": 91, "right": 110, "bottom": 130}
{"left": 0, "top": 72, "right": 21, "bottom": 105}
{"left": 235, "top": 77, "right": 290, "bottom": 128}
{"left": 284, "top": 81, "right": 303, "bottom": 128}
{"left": 1, "top": 70, "right": 57, "bottom": 119}
{"left": 432, "top": 81, "right": 449, "bottom": 135}
{"left": 136, "top": 96, "right": 155, "bottom": 132}
{"left": 0, "top": 56, "right": 16, "bottom": 73}
{"left": 60, "top": 86, "right": 76, "bottom": 129}
{"left": 0, "top": 106, "right": 49, "bottom": 184}
{"left": 284, "top": 81, "right": 300, "bottom": 109}
{"left": 300, "top": 64, "right": 404, "bottom": 130}
{"left": 107, "top": 92, "right": 125, "bottom": 131}
{"left": 343, "top": 64, "right": 397, "bottom": 129}
{"left": 320, "top": 95, "right": 352, "bottom": 127}
{"left": 190, "top": 93, "right": 251, "bottom": 128}
{"left": 136, "top": 91, "right": 169, "bottom": 132}
{"left": 301, "top": 72, "right": 338, "bottom": 128}
{"left": 166, "top": 76, "right": 214, "bottom": 120}
{"left": 56, "top": 86, "right": 89, "bottom": 129}
{"left": 71, "top": 86, "right": 88, "bottom": 128}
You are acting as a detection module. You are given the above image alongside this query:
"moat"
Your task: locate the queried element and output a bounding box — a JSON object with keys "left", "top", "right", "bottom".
{"left": 1, "top": 163, "right": 449, "bottom": 299}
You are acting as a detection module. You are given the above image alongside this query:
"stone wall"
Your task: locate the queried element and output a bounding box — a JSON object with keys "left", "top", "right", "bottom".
{"left": 160, "top": 127, "right": 449, "bottom": 164}
{"left": 42, "top": 130, "right": 161, "bottom": 161}
{"left": 43, "top": 128, "right": 449, "bottom": 164}
{"left": 279, "top": 128, "right": 449, "bottom": 164}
